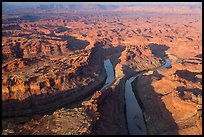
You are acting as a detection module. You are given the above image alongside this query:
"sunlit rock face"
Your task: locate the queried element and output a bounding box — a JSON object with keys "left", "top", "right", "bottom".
{"left": 2, "top": 2, "right": 202, "bottom": 135}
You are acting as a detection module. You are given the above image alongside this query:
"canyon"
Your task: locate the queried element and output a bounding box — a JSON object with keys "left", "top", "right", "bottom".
{"left": 2, "top": 3, "right": 202, "bottom": 135}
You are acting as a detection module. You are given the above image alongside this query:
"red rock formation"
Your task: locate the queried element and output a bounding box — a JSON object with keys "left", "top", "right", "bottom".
{"left": 2, "top": 3, "right": 202, "bottom": 135}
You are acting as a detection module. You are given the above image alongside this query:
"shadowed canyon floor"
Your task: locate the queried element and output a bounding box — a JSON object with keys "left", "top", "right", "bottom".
{"left": 2, "top": 3, "right": 202, "bottom": 135}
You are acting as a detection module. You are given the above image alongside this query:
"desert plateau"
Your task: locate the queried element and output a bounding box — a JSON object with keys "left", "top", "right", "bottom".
{"left": 2, "top": 2, "right": 202, "bottom": 135}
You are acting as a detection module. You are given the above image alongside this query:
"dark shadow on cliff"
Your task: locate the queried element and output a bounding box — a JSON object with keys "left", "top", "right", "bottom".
{"left": 195, "top": 54, "right": 202, "bottom": 59}
{"left": 104, "top": 44, "right": 125, "bottom": 69}
{"left": 66, "top": 36, "right": 90, "bottom": 51}
{"left": 148, "top": 43, "right": 170, "bottom": 58}
{"left": 176, "top": 86, "right": 202, "bottom": 99}
{"left": 2, "top": 43, "right": 124, "bottom": 127}
{"left": 92, "top": 40, "right": 125, "bottom": 76}
{"left": 89, "top": 45, "right": 127, "bottom": 135}
{"left": 91, "top": 77, "right": 128, "bottom": 135}
{"left": 174, "top": 70, "right": 202, "bottom": 83}
{"left": 131, "top": 70, "right": 179, "bottom": 135}
{"left": 43, "top": 33, "right": 90, "bottom": 51}
{"left": 2, "top": 86, "right": 83, "bottom": 117}
{"left": 57, "top": 35, "right": 90, "bottom": 51}
{"left": 2, "top": 46, "right": 107, "bottom": 118}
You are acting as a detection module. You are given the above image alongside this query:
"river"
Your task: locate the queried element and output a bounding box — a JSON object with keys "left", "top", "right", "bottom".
{"left": 125, "top": 59, "right": 171, "bottom": 135}
{"left": 101, "top": 59, "right": 115, "bottom": 90}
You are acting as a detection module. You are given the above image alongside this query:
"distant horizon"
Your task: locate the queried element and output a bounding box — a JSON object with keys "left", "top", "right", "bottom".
{"left": 3, "top": 2, "right": 202, "bottom": 6}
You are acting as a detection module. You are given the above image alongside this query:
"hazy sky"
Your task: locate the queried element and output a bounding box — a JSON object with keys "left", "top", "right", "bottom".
{"left": 4, "top": 2, "right": 202, "bottom": 6}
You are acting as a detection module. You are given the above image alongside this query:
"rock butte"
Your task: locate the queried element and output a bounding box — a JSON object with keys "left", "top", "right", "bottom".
{"left": 2, "top": 3, "right": 202, "bottom": 135}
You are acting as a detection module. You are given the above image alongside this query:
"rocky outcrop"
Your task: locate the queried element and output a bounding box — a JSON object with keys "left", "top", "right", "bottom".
{"left": 120, "top": 44, "right": 164, "bottom": 75}
{"left": 2, "top": 45, "right": 107, "bottom": 117}
{"left": 2, "top": 3, "right": 202, "bottom": 135}
{"left": 82, "top": 80, "right": 128, "bottom": 135}
{"left": 133, "top": 57, "right": 202, "bottom": 135}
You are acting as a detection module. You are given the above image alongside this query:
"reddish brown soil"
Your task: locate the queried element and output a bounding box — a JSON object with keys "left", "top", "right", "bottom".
{"left": 2, "top": 4, "right": 202, "bottom": 135}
